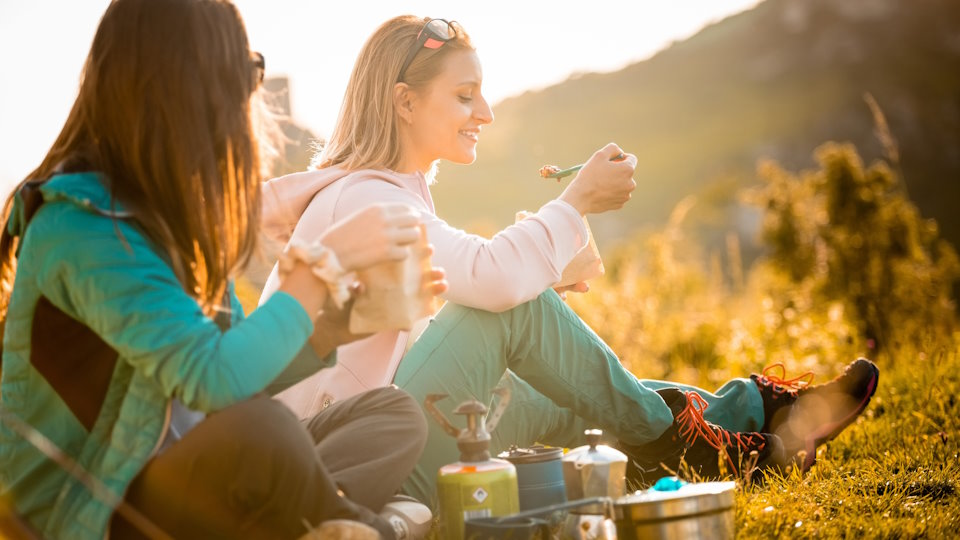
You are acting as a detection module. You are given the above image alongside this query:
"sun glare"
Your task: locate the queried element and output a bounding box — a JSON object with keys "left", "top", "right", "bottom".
{"left": 0, "top": 0, "right": 759, "bottom": 194}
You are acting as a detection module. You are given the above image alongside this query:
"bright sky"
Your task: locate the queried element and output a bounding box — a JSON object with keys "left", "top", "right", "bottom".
{"left": 0, "top": 0, "right": 760, "bottom": 195}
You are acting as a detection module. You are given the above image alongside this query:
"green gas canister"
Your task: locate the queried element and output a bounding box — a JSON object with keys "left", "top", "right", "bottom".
{"left": 425, "top": 388, "right": 520, "bottom": 539}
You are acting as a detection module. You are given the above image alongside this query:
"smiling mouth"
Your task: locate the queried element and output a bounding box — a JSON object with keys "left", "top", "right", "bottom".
{"left": 459, "top": 130, "right": 479, "bottom": 142}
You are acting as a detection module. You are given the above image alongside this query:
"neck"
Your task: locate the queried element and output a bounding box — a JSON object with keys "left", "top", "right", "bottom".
{"left": 395, "top": 128, "right": 434, "bottom": 175}
{"left": 393, "top": 157, "right": 423, "bottom": 174}
{"left": 394, "top": 159, "right": 432, "bottom": 176}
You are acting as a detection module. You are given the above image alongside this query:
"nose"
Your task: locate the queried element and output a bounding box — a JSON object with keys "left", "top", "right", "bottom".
{"left": 474, "top": 94, "right": 494, "bottom": 125}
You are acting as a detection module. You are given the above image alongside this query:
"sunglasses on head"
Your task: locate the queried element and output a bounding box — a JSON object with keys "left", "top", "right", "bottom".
{"left": 251, "top": 51, "right": 265, "bottom": 85}
{"left": 397, "top": 18, "right": 458, "bottom": 83}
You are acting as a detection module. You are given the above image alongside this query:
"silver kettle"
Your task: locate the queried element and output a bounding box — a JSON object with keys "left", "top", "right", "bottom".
{"left": 561, "top": 429, "right": 625, "bottom": 539}
{"left": 562, "top": 429, "right": 627, "bottom": 507}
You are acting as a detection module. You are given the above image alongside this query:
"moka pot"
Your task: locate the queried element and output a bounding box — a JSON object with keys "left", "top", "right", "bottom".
{"left": 561, "top": 429, "right": 627, "bottom": 539}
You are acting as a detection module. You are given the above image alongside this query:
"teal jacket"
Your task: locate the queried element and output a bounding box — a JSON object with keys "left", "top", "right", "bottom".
{"left": 0, "top": 173, "right": 334, "bottom": 539}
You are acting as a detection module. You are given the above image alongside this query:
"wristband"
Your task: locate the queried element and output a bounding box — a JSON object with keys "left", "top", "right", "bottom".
{"left": 278, "top": 240, "right": 351, "bottom": 308}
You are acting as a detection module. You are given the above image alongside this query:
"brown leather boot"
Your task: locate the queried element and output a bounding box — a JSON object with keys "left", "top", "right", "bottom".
{"left": 752, "top": 358, "right": 880, "bottom": 471}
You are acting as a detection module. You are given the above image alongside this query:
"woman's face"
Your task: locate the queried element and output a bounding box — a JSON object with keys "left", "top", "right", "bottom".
{"left": 404, "top": 49, "right": 494, "bottom": 169}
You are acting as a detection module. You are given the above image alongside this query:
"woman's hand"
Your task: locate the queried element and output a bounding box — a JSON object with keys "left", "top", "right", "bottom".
{"left": 559, "top": 143, "right": 638, "bottom": 215}
{"left": 308, "top": 250, "right": 448, "bottom": 356}
{"left": 422, "top": 266, "right": 449, "bottom": 298}
{"left": 554, "top": 280, "right": 589, "bottom": 300}
{"left": 307, "top": 283, "right": 369, "bottom": 354}
{"left": 277, "top": 260, "right": 330, "bottom": 319}
{"left": 319, "top": 203, "right": 423, "bottom": 272}
{"left": 417, "top": 247, "right": 449, "bottom": 314}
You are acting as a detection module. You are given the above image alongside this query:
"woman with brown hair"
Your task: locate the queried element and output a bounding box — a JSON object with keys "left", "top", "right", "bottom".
{"left": 261, "top": 14, "right": 880, "bottom": 507}
{"left": 0, "top": 1, "right": 443, "bottom": 539}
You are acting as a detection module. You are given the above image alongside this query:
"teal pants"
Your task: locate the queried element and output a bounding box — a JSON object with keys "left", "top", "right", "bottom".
{"left": 393, "top": 290, "right": 764, "bottom": 506}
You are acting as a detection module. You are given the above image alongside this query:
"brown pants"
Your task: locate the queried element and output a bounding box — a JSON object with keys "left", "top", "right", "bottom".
{"left": 110, "top": 386, "right": 427, "bottom": 540}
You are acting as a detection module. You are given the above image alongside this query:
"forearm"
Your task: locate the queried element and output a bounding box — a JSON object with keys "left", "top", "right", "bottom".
{"left": 431, "top": 200, "right": 589, "bottom": 311}
{"left": 175, "top": 295, "right": 314, "bottom": 408}
{"left": 307, "top": 322, "right": 340, "bottom": 358}
{"left": 265, "top": 340, "right": 337, "bottom": 396}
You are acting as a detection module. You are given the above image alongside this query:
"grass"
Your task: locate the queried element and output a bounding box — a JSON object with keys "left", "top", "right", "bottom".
{"left": 556, "top": 211, "right": 960, "bottom": 537}
{"left": 558, "top": 237, "right": 960, "bottom": 537}
{"left": 734, "top": 345, "right": 960, "bottom": 538}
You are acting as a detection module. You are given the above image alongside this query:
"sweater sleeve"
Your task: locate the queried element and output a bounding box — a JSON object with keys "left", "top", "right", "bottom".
{"left": 335, "top": 178, "right": 589, "bottom": 312}
{"left": 228, "top": 282, "right": 337, "bottom": 396}
{"left": 29, "top": 203, "right": 315, "bottom": 413}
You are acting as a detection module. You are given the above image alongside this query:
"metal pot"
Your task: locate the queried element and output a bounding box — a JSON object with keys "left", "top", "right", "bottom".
{"left": 613, "top": 481, "right": 736, "bottom": 540}
{"left": 561, "top": 430, "right": 626, "bottom": 515}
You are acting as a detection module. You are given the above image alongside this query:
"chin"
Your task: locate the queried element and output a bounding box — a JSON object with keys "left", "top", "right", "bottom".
{"left": 447, "top": 152, "right": 477, "bottom": 165}
{"left": 462, "top": 146, "right": 480, "bottom": 163}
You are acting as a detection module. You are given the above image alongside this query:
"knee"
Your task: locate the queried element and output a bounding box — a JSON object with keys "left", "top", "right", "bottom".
{"left": 192, "top": 397, "right": 321, "bottom": 510}
{"left": 478, "top": 288, "right": 563, "bottom": 315}
{"left": 391, "top": 386, "right": 429, "bottom": 444}
{"left": 367, "top": 386, "right": 429, "bottom": 450}
{"left": 229, "top": 396, "right": 316, "bottom": 465}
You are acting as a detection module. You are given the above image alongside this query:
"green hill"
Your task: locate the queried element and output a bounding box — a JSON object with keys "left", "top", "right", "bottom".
{"left": 430, "top": 0, "right": 960, "bottom": 253}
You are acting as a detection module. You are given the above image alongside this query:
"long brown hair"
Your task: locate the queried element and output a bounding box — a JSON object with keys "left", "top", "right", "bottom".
{"left": 315, "top": 15, "right": 474, "bottom": 171}
{"left": 0, "top": 0, "right": 263, "bottom": 317}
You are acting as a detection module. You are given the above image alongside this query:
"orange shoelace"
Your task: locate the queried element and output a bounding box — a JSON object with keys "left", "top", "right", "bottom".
{"left": 761, "top": 363, "right": 815, "bottom": 394}
{"left": 675, "top": 391, "right": 766, "bottom": 473}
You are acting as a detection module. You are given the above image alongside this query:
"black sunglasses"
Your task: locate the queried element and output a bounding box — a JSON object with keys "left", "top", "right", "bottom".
{"left": 397, "top": 18, "right": 457, "bottom": 83}
{"left": 252, "top": 51, "right": 265, "bottom": 85}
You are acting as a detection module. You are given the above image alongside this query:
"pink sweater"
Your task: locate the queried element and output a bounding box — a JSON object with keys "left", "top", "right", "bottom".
{"left": 259, "top": 167, "right": 589, "bottom": 418}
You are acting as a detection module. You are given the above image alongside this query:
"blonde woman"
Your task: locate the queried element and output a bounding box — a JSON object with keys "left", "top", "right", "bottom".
{"left": 261, "top": 16, "right": 879, "bottom": 504}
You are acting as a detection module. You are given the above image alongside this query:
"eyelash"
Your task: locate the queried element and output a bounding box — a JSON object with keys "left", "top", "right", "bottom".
{"left": 458, "top": 95, "right": 473, "bottom": 103}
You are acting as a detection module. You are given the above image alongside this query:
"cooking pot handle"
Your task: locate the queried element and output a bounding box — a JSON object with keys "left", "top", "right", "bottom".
{"left": 493, "top": 496, "right": 614, "bottom": 523}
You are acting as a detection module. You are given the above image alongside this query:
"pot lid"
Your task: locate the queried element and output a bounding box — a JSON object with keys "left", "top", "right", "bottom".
{"left": 615, "top": 481, "right": 736, "bottom": 522}
{"left": 562, "top": 429, "right": 627, "bottom": 467}
{"left": 499, "top": 445, "right": 563, "bottom": 464}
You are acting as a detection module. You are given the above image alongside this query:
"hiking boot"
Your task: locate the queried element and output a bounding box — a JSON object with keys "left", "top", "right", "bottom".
{"left": 379, "top": 494, "right": 432, "bottom": 540}
{"left": 755, "top": 358, "right": 879, "bottom": 472}
{"left": 750, "top": 363, "right": 812, "bottom": 432}
{"left": 617, "top": 388, "right": 787, "bottom": 487}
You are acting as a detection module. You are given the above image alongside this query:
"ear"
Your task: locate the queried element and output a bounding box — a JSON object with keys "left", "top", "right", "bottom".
{"left": 393, "top": 82, "right": 416, "bottom": 124}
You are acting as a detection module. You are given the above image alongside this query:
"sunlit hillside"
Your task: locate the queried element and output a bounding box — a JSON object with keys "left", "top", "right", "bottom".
{"left": 431, "top": 0, "right": 960, "bottom": 257}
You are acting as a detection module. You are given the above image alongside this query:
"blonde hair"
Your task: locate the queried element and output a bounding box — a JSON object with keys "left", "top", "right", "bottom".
{"left": 315, "top": 16, "right": 473, "bottom": 171}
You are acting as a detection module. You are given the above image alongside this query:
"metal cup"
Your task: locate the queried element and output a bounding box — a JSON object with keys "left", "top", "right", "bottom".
{"left": 500, "top": 446, "right": 567, "bottom": 511}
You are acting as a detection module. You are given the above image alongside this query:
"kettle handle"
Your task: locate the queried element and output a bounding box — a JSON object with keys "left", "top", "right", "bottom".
{"left": 423, "top": 394, "right": 460, "bottom": 438}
